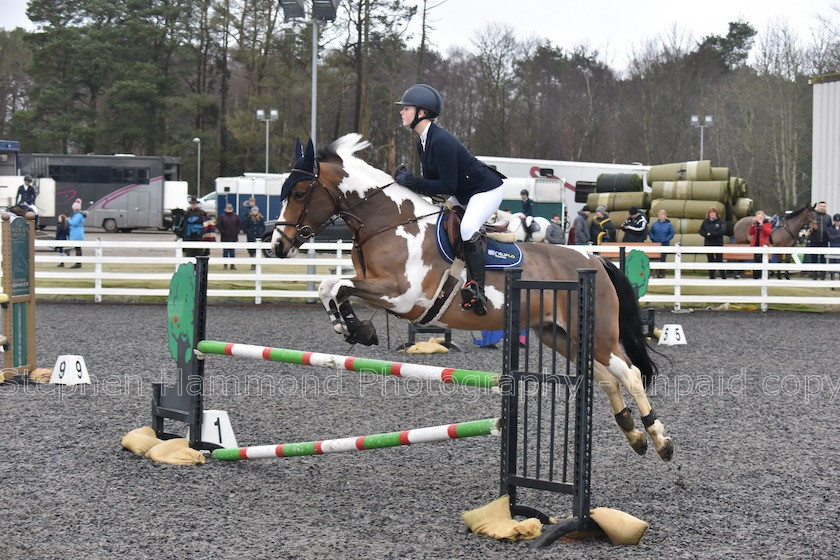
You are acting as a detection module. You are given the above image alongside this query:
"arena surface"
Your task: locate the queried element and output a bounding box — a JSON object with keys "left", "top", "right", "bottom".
{"left": 2, "top": 303, "right": 838, "bottom": 559}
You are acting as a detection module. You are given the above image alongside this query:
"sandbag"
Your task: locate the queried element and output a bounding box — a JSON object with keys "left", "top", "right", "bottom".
{"left": 595, "top": 173, "right": 643, "bottom": 193}
{"left": 461, "top": 495, "right": 542, "bottom": 541}
{"left": 647, "top": 161, "right": 711, "bottom": 184}
{"left": 145, "top": 437, "right": 206, "bottom": 465}
{"left": 710, "top": 167, "right": 730, "bottom": 182}
{"left": 650, "top": 181, "right": 731, "bottom": 203}
{"left": 732, "top": 197, "right": 753, "bottom": 219}
{"left": 651, "top": 199, "right": 725, "bottom": 220}
{"left": 405, "top": 337, "right": 449, "bottom": 354}
{"left": 122, "top": 426, "right": 163, "bottom": 456}
{"left": 586, "top": 192, "right": 649, "bottom": 211}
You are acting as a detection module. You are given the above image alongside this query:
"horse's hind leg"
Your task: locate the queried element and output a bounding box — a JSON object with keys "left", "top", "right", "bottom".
{"left": 535, "top": 325, "right": 647, "bottom": 455}
{"left": 603, "top": 354, "right": 673, "bottom": 461}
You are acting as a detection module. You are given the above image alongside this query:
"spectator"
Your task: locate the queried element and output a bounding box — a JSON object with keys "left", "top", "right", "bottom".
{"left": 216, "top": 203, "right": 242, "bottom": 269}
{"left": 649, "top": 209, "right": 675, "bottom": 278}
{"left": 240, "top": 196, "right": 257, "bottom": 223}
{"left": 827, "top": 213, "right": 840, "bottom": 281}
{"left": 545, "top": 213, "right": 565, "bottom": 244}
{"left": 698, "top": 207, "right": 727, "bottom": 279}
{"left": 244, "top": 205, "right": 265, "bottom": 270}
{"left": 55, "top": 214, "right": 70, "bottom": 268}
{"left": 68, "top": 198, "right": 86, "bottom": 268}
{"left": 621, "top": 206, "right": 648, "bottom": 242}
{"left": 808, "top": 201, "right": 832, "bottom": 280}
{"left": 589, "top": 205, "right": 615, "bottom": 245}
{"left": 177, "top": 196, "right": 210, "bottom": 257}
{"left": 748, "top": 210, "right": 773, "bottom": 279}
{"left": 573, "top": 205, "right": 591, "bottom": 245}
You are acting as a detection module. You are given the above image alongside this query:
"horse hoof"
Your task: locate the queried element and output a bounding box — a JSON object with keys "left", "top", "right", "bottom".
{"left": 627, "top": 431, "right": 647, "bottom": 456}
{"left": 657, "top": 438, "right": 674, "bottom": 461}
{"left": 345, "top": 320, "right": 379, "bottom": 346}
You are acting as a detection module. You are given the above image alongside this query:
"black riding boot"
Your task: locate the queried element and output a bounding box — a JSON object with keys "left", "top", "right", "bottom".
{"left": 461, "top": 234, "right": 487, "bottom": 316}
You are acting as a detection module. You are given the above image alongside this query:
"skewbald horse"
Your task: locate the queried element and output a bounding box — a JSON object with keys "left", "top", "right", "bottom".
{"left": 271, "top": 134, "right": 673, "bottom": 461}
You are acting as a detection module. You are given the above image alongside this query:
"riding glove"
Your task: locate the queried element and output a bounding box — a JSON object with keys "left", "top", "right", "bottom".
{"left": 395, "top": 169, "right": 415, "bottom": 188}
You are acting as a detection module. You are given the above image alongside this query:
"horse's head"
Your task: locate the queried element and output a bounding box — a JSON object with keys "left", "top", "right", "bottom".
{"left": 272, "top": 134, "right": 408, "bottom": 258}
{"left": 271, "top": 139, "right": 344, "bottom": 258}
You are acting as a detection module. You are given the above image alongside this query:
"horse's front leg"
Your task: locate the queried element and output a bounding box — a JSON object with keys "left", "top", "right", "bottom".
{"left": 318, "top": 277, "right": 348, "bottom": 336}
{"left": 318, "top": 276, "right": 403, "bottom": 346}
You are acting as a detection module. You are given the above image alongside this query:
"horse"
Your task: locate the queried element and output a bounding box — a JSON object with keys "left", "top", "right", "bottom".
{"left": 492, "top": 209, "right": 551, "bottom": 243}
{"left": 732, "top": 204, "right": 815, "bottom": 247}
{"left": 271, "top": 134, "right": 673, "bottom": 461}
{"left": 733, "top": 205, "right": 816, "bottom": 279}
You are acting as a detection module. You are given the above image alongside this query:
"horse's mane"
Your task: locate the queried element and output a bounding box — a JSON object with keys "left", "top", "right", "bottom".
{"left": 785, "top": 205, "right": 811, "bottom": 219}
{"left": 317, "top": 134, "right": 435, "bottom": 212}
{"left": 318, "top": 133, "right": 370, "bottom": 165}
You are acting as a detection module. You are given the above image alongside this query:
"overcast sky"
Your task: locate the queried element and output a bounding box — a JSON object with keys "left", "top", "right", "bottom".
{"left": 5, "top": 0, "right": 836, "bottom": 73}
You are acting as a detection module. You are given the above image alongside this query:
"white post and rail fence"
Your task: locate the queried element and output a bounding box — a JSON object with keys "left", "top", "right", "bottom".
{"left": 2, "top": 239, "right": 839, "bottom": 311}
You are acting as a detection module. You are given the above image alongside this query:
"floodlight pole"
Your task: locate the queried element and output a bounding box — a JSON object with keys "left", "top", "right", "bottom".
{"left": 311, "top": 21, "right": 319, "bottom": 148}
{"left": 690, "top": 114, "right": 713, "bottom": 161}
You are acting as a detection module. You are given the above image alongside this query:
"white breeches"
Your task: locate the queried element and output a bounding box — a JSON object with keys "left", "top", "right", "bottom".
{"left": 451, "top": 186, "right": 504, "bottom": 241}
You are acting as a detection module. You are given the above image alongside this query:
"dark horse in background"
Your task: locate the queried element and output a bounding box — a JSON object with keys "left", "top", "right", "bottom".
{"left": 733, "top": 205, "right": 816, "bottom": 279}
{"left": 270, "top": 134, "right": 673, "bottom": 461}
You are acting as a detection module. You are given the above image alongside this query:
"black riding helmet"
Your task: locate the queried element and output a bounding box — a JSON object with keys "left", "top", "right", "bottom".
{"left": 395, "top": 84, "right": 442, "bottom": 129}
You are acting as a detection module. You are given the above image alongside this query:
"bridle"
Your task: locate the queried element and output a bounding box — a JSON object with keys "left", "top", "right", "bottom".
{"left": 273, "top": 163, "right": 439, "bottom": 272}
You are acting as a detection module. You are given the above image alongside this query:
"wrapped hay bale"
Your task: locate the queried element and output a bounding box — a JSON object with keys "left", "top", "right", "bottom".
{"left": 732, "top": 197, "right": 753, "bottom": 219}
{"left": 647, "top": 161, "right": 711, "bottom": 184}
{"left": 586, "top": 191, "right": 649, "bottom": 212}
{"left": 595, "top": 173, "right": 643, "bottom": 193}
{"left": 651, "top": 199, "right": 725, "bottom": 220}
{"left": 674, "top": 218, "right": 705, "bottom": 234}
{"left": 711, "top": 167, "right": 730, "bottom": 182}
{"left": 730, "top": 177, "right": 748, "bottom": 198}
{"left": 650, "top": 180, "right": 731, "bottom": 203}
{"left": 674, "top": 233, "right": 705, "bottom": 246}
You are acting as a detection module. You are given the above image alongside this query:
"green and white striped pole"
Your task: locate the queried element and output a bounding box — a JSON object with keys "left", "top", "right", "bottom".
{"left": 212, "top": 418, "right": 501, "bottom": 461}
{"left": 196, "top": 340, "right": 500, "bottom": 388}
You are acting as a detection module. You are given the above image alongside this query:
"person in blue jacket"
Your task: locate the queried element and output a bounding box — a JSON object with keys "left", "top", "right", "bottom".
{"left": 649, "top": 209, "right": 675, "bottom": 277}
{"left": 68, "top": 198, "right": 86, "bottom": 268}
{"left": 394, "top": 84, "right": 505, "bottom": 316}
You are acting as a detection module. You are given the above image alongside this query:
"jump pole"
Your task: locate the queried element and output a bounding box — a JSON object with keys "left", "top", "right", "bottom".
{"left": 196, "top": 340, "right": 499, "bottom": 388}
{"left": 212, "top": 417, "right": 501, "bottom": 461}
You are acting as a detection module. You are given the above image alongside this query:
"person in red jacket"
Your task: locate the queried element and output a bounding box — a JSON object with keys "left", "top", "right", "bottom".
{"left": 749, "top": 210, "right": 773, "bottom": 279}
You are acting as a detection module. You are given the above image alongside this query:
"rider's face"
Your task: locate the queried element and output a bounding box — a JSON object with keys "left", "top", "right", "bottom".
{"left": 400, "top": 106, "right": 416, "bottom": 127}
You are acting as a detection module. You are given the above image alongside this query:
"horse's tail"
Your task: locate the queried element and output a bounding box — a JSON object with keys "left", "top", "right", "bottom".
{"left": 597, "top": 256, "right": 658, "bottom": 388}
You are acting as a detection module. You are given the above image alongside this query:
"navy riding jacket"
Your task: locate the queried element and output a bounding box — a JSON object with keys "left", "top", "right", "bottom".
{"left": 410, "top": 123, "right": 504, "bottom": 201}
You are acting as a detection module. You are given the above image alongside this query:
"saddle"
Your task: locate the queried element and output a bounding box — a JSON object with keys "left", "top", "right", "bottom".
{"left": 443, "top": 207, "right": 513, "bottom": 258}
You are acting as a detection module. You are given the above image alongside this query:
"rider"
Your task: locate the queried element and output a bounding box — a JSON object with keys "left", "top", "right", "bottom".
{"left": 393, "top": 84, "right": 504, "bottom": 316}
{"left": 16, "top": 175, "right": 40, "bottom": 227}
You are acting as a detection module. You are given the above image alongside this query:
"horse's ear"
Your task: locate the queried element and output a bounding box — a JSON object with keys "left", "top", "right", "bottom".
{"left": 304, "top": 139, "right": 319, "bottom": 177}
{"left": 294, "top": 138, "right": 303, "bottom": 160}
